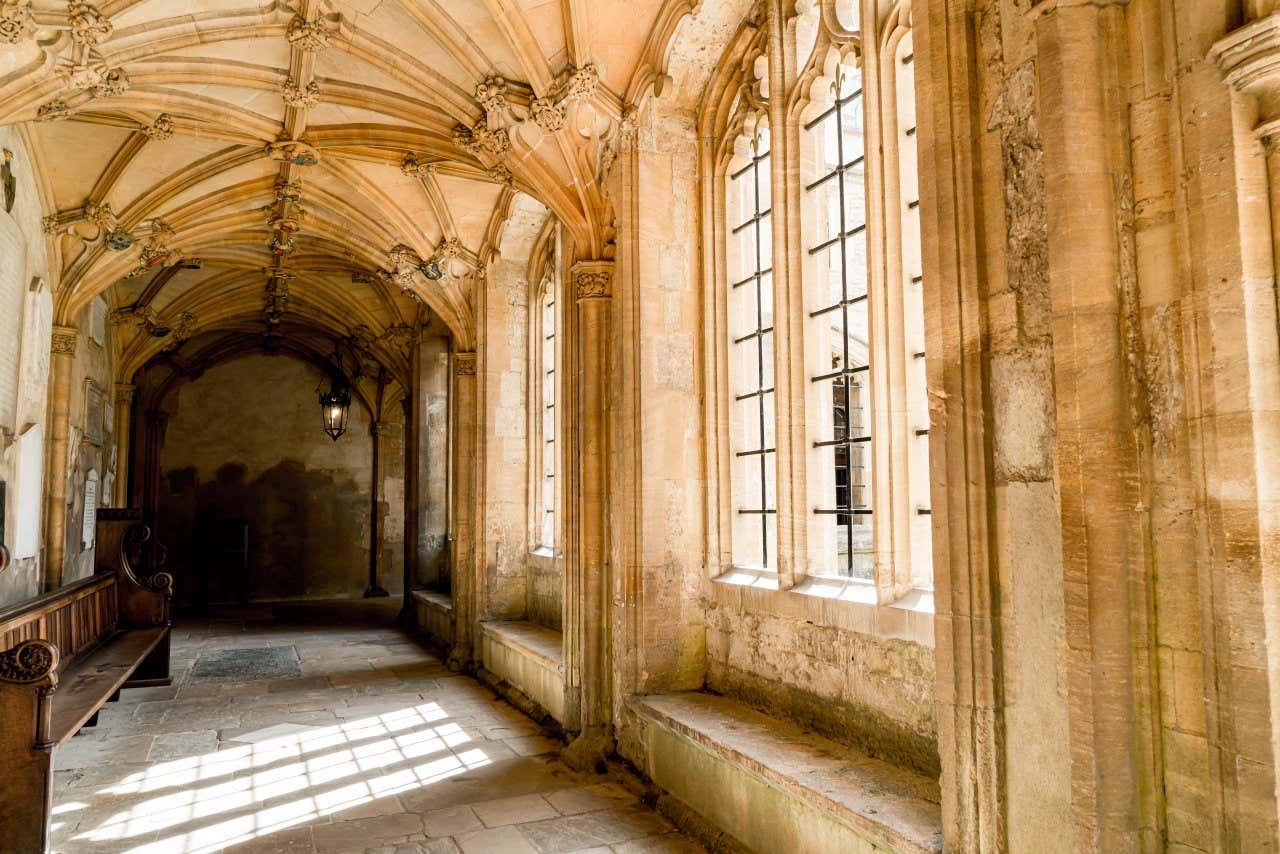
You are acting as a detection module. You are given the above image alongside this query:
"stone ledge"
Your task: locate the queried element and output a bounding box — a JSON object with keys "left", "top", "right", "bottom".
{"left": 411, "top": 590, "right": 454, "bottom": 652}
{"left": 628, "top": 692, "right": 942, "bottom": 853}
{"left": 479, "top": 620, "right": 566, "bottom": 724}
{"left": 411, "top": 590, "right": 453, "bottom": 611}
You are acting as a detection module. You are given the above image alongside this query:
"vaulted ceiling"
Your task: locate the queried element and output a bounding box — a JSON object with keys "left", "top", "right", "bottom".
{"left": 0, "top": 0, "right": 692, "bottom": 387}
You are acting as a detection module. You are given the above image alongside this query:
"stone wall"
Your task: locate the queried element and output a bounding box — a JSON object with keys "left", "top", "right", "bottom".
{"left": 475, "top": 195, "right": 547, "bottom": 622}
{"left": 704, "top": 596, "right": 937, "bottom": 775}
{"left": 0, "top": 126, "right": 51, "bottom": 608}
{"left": 917, "top": 0, "right": 1280, "bottom": 847}
{"left": 525, "top": 552, "right": 561, "bottom": 630}
{"left": 155, "top": 354, "right": 380, "bottom": 604}
{"left": 62, "top": 298, "right": 116, "bottom": 586}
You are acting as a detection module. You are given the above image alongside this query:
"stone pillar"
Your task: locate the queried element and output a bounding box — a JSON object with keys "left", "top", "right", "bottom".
{"left": 563, "top": 260, "right": 613, "bottom": 768}
{"left": 449, "top": 351, "right": 477, "bottom": 668}
{"left": 112, "top": 383, "right": 134, "bottom": 507}
{"left": 399, "top": 331, "right": 423, "bottom": 626}
{"left": 365, "top": 422, "right": 390, "bottom": 598}
{"left": 43, "top": 325, "right": 77, "bottom": 591}
{"left": 1031, "top": 1, "right": 1161, "bottom": 849}
{"left": 1210, "top": 15, "right": 1280, "bottom": 844}
{"left": 141, "top": 409, "right": 168, "bottom": 522}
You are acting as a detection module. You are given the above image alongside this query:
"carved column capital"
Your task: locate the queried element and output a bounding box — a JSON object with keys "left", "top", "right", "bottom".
{"left": 50, "top": 325, "right": 78, "bottom": 357}
{"left": 113, "top": 382, "right": 135, "bottom": 405}
{"left": 453, "top": 352, "right": 476, "bottom": 376}
{"left": 1213, "top": 13, "right": 1280, "bottom": 96}
{"left": 571, "top": 260, "right": 614, "bottom": 301}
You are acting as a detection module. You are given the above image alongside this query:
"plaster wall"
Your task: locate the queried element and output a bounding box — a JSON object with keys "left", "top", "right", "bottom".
{"left": 155, "top": 355, "right": 378, "bottom": 604}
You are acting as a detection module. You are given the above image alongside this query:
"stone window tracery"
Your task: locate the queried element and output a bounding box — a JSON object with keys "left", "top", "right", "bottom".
{"left": 709, "top": 0, "right": 932, "bottom": 600}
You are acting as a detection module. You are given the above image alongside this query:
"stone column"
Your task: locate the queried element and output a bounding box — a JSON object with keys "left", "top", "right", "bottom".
{"left": 112, "top": 383, "right": 135, "bottom": 507}
{"left": 43, "top": 325, "right": 77, "bottom": 591}
{"left": 563, "top": 260, "right": 613, "bottom": 768}
{"left": 449, "top": 351, "right": 477, "bottom": 668}
{"left": 365, "top": 422, "right": 390, "bottom": 598}
{"left": 1031, "top": 1, "right": 1161, "bottom": 849}
{"left": 1210, "top": 16, "right": 1280, "bottom": 844}
{"left": 141, "top": 409, "right": 169, "bottom": 522}
{"left": 399, "top": 330, "right": 423, "bottom": 626}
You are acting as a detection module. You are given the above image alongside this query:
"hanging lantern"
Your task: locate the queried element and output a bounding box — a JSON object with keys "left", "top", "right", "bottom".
{"left": 318, "top": 382, "right": 350, "bottom": 440}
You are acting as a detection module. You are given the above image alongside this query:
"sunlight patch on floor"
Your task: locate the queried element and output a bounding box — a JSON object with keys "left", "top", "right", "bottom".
{"left": 71, "top": 700, "right": 492, "bottom": 854}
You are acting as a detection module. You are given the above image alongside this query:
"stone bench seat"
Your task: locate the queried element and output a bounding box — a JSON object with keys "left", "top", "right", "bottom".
{"left": 478, "top": 620, "right": 566, "bottom": 725}
{"left": 628, "top": 691, "right": 943, "bottom": 853}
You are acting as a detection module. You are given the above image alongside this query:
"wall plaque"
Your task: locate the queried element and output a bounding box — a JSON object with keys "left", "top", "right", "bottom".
{"left": 81, "top": 469, "right": 98, "bottom": 549}
{"left": 11, "top": 423, "right": 41, "bottom": 560}
{"left": 85, "top": 379, "right": 104, "bottom": 445}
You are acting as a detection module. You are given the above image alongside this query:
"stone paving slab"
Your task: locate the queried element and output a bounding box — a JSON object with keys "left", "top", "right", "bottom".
{"left": 50, "top": 601, "right": 706, "bottom": 854}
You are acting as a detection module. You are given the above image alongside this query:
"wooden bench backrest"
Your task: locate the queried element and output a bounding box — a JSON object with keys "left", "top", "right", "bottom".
{"left": 0, "top": 510, "right": 171, "bottom": 672}
{"left": 0, "top": 576, "right": 119, "bottom": 674}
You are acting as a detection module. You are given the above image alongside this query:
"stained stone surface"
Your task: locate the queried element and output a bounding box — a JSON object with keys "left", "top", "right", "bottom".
{"left": 190, "top": 645, "right": 302, "bottom": 681}
{"left": 49, "top": 600, "right": 704, "bottom": 854}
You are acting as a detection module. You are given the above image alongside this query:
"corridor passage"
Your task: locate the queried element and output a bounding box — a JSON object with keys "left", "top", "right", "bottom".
{"left": 48, "top": 602, "right": 702, "bottom": 854}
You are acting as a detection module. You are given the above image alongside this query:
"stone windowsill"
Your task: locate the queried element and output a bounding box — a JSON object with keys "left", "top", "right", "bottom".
{"left": 630, "top": 691, "right": 943, "bottom": 853}
{"left": 711, "top": 569, "right": 934, "bottom": 646}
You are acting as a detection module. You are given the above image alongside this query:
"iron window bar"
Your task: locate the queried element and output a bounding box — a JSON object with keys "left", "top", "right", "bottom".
{"left": 803, "top": 88, "right": 864, "bottom": 131}
{"left": 809, "top": 293, "right": 867, "bottom": 319}
{"left": 805, "top": 155, "right": 866, "bottom": 192}
{"left": 814, "top": 508, "right": 873, "bottom": 515}
{"left": 732, "top": 208, "right": 773, "bottom": 235}
{"left": 733, "top": 325, "right": 774, "bottom": 344}
{"left": 730, "top": 149, "right": 771, "bottom": 181}
{"left": 731, "top": 267, "right": 773, "bottom": 289}
{"left": 735, "top": 386, "right": 775, "bottom": 401}
{"left": 810, "top": 364, "right": 871, "bottom": 384}
{"left": 808, "top": 223, "right": 867, "bottom": 255}
{"left": 812, "top": 435, "right": 872, "bottom": 448}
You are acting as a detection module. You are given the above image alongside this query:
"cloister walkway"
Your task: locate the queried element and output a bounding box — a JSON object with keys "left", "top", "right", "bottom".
{"left": 48, "top": 601, "right": 702, "bottom": 854}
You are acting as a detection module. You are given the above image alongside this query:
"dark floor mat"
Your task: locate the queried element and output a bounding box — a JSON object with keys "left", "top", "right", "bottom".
{"left": 190, "top": 645, "right": 301, "bottom": 681}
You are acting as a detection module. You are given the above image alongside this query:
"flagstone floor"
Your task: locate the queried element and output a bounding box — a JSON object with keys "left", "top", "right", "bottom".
{"left": 50, "top": 600, "right": 704, "bottom": 854}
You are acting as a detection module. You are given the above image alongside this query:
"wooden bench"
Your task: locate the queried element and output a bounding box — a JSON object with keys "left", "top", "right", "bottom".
{"left": 0, "top": 510, "right": 173, "bottom": 853}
